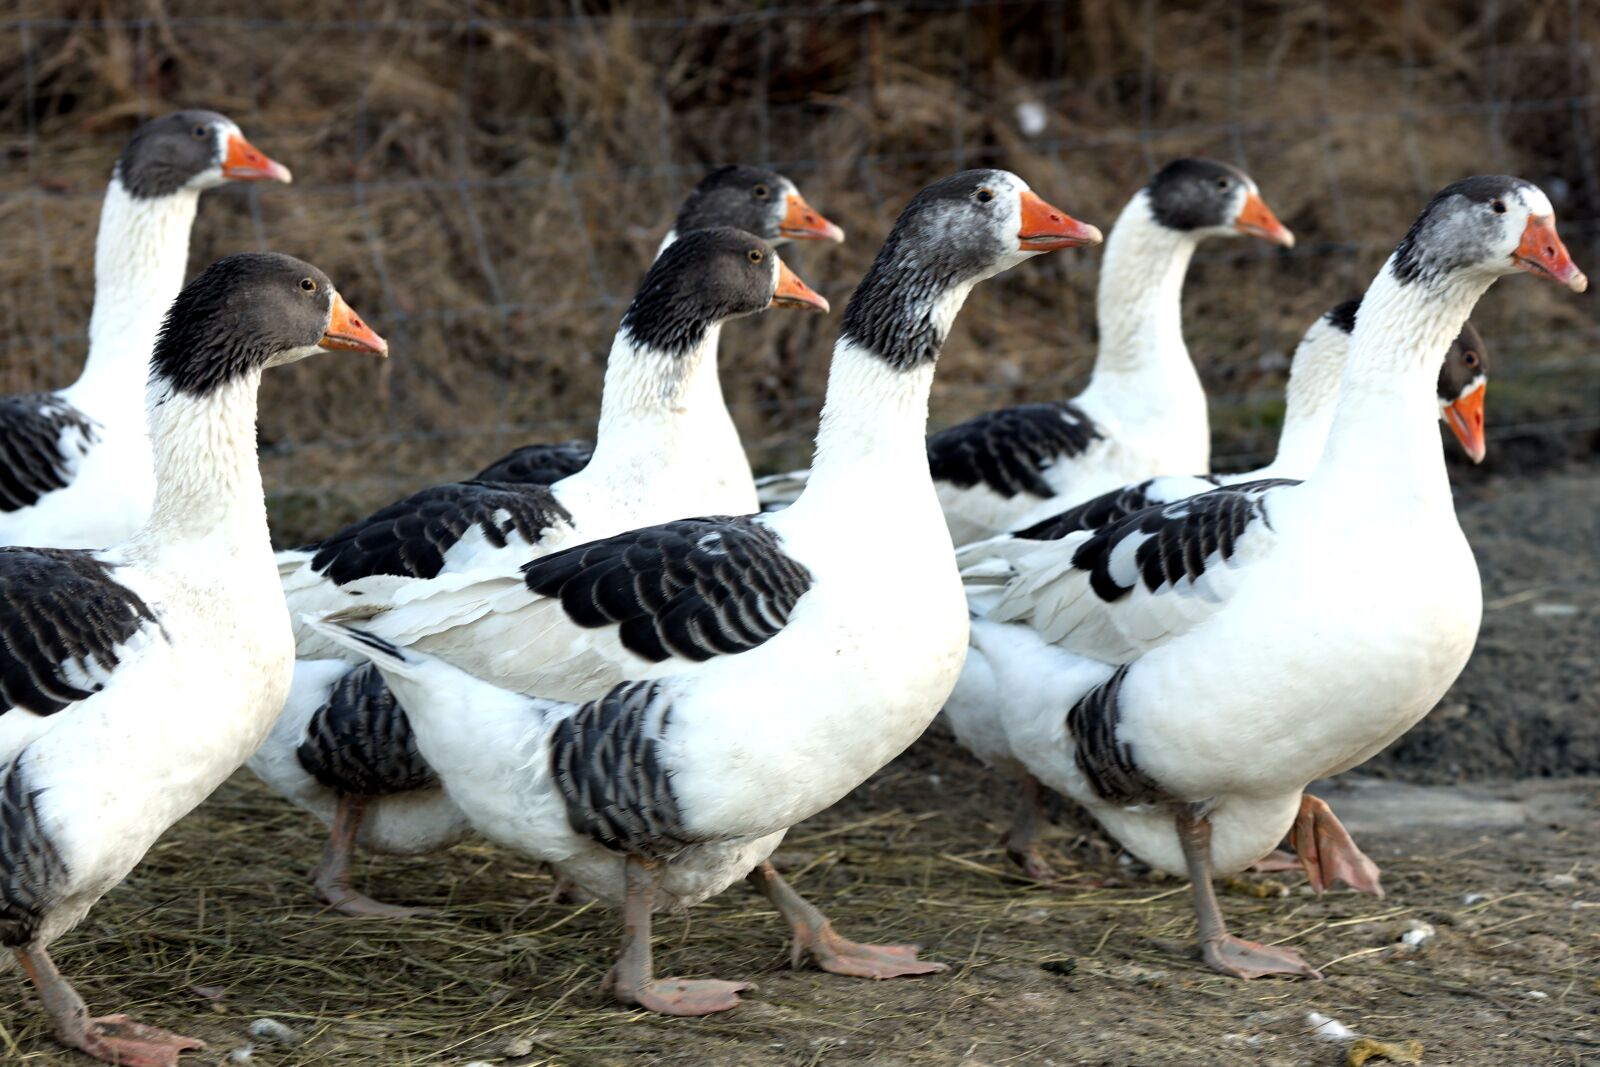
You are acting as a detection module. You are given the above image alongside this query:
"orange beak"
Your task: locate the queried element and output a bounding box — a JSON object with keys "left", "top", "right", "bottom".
{"left": 320, "top": 292, "right": 388, "bottom": 356}
{"left": 1234, "top": 191, "right": 1295, "bottom": 247}
{"left": 771, "top": 258, "right": 830, "bottom": 313}
{"left": 221, "top": 132, "right": 292, "bottom": 184}
{"left": 780, "top": 192, "right": 846, "bottom": 243}
{"left": 1514, "top": 214, "right": 1587, "bottom": 292}
{"left": 1442, "top": 380, "right": 1486, "bottom": 464}
{"left": 1017, "top": 190, "right": 1103, "bottom": 251}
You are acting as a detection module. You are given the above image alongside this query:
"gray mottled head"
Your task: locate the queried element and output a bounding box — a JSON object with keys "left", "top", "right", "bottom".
{"left": 620, "top": 227, "right": 827, "bottom": 356}
{"left": 674, "top": 166, "right": 844, "bottom": 245}
{"left": 1390, "top": 176, "right": 1585, "bottom": 292}
{"left": 840, "top": 169, "right": 1100, "bottom": 370}
{"left": 1145, "top": 158, "right": 1294, "bottom": 246}
{"left": 115, "top": 110, "right": 292, "bottom": 199}
{"left": 152, "top": 253, "right": 386, "bottom": 396}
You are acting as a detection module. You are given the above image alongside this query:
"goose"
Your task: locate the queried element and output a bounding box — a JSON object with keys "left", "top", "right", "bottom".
{"left": 0, "top": 253, "right": 386, "bottom": 1066}
{"left": 0, "top": 111, "right": 291, "bottom": 551}
{"left": 251, "top": 228, "right": 828, "bottom": 915}
{"left": 950, "top": 308, "right": 1491, "bottom": 884}
{"left": 943, "top": 177, "right": 1582, "bottom": 980}
{"left": 304, "top": 170, "right": 1100, "bottom": 1014}
{"left": 754, "top": 159, "right": 1293, "bottom": 544}
{"left": 409, "top": 165, "right": 843, "bottom": 494}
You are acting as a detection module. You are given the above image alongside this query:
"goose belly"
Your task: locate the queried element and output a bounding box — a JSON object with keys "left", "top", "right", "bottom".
{"left": 1118, "top": 525, "right": 1481, "bottom": 801}
{"left": 666, "top": 566, "right": 970, "bottom": 841}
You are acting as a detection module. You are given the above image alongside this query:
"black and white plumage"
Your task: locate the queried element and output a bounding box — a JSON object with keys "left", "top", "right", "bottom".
{"left": 523, "top": 517, "right": 813, "bottom": 665}
{"left": 308, "top": 169, "right": 1098, "bottom": 1013}
{"left": 0, "top": 397, "right": 102, "bottom": 515}
{"left": 755, "top": 159, "right": 1293, "bottom": 541}
{"left": 305, "top": 481, "right": 572, "bottom": 587}
{"left": 0, "top": 252, "right": 385, "bottom": 1062}
{"left": 0, "top": 111, "right": 291, "bottom": 551}
{"left": 296, "top": 663, "right": 435, "bottom": 796}
{"left": 926, "top": 401, "right": 1104, "bottom": 500}
{"left": 551, "top": 680, "right": 697, "bottom": 859}
{"left": 0, "top": 548, "right": 161, "bottom": 715}
{"left": 949, "top": 176, "right": 1583, "bottom": 981}
{"left": 471, "top": 440, "right": 594, "bottom": 485}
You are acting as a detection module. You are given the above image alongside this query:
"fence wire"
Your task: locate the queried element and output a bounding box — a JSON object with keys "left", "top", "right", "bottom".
{"left": 1, "top": 1, "right": 1597, "bottom": 541}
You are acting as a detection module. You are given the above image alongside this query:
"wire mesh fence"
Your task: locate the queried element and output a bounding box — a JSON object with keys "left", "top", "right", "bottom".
{"left": 1, "top": 0, "right": 1597, "bottom": 543}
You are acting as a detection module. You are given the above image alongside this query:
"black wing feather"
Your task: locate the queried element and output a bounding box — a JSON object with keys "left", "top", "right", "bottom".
{"left": 1069, "top": 478, "right": 1299, "bottom": 604}
{"left": 927, "top": 401, "right": 1104, "bottom": 499}
{"left": 296, "top": 663, "right": 435, "bottom": 796}
{"left": 0, "top": 394, "right": 100, "bottom": 512}
{"left": 522, "top": 516, "right": 813, "bottom": 665}
{"left": 309, "top": 481, "right": 572, "bottom": 587}
{"left": 1014, "top": 476, "right": 1226, "bottom": 542}
{"left": 471, "top": 440, "right": 594, "bottom": 485}
{"left": 550, "top": 680, "right": 697, "bottom": 858}
{"left": 0, "top": 757, "right": 69, "bottom": 946}
{"left": 0, "top": 547, "right": 160, "bottom": 716}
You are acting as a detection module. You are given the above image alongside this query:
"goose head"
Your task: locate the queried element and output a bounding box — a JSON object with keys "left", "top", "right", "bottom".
{"left": 840, "top": 169, "right": 1099, "bottom": 369}
{"left": 1145, "top": 158, "right": 1294, "bottom": 247}
{"left": 151, "top": 253, "right": 386, "bottom": 396}
{"left": 620, "top": 227, "right": 828, "bottom": 357}
{"left": 674, "top": 165, "right": 845, "bottom": 245}
{"left": 116, "top": 110, "right": 291, "bottom": 199}
{"left": 1391, "top": 176, "right": 1586, "bottom": 293}
{"left": 1437, "top": 321, "right": 1490, "bottom": 463}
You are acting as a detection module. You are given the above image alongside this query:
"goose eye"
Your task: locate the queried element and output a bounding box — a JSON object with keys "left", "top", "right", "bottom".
{"left": 974, "top": 187, "right": 995, "bottom": 204}
{"left": 1462, "top": 351, "right": 1478, "bottom": 366}
{"left": 1491, "top": 199, "right": 1507, "bottom": 214}
{"left": 299, "top": 278, "right": 317, "bottom": 292}
{"left": 747, "top": 248, "right": 763, "bottom": 264}
{"left": 752, "top": 183, "right": 770, "bottom": 199}
{"left": 192, "top": 124, "right": 209, "bottom": 139}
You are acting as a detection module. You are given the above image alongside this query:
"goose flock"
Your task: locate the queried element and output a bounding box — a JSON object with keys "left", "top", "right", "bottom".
{"left": 0, "top": 110, "right": 1584, "bottom": 1063}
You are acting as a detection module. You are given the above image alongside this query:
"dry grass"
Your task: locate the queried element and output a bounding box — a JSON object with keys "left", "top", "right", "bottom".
{"left": 1, "top": 733, "right": 1594, "bottom": 1066}
{"left": 0, "top": 2, "right": 1597, "bottom": 542}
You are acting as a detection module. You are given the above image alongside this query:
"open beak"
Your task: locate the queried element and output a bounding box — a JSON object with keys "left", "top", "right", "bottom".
{"left": 222, "top": 132, "right": 293, "bottom": 184}
{"left": 1514, "top": 215, "right": 1587, "bottom": 292}
{"left": 320, "top": 292, "right": 388, "bottom": 356}
{"left": 780, "top": 193, "right": 846, "bottom": 243}
{"left": 771, "top": 259, "right": 830, "bottom": 313}
{"left": 1235, "top": 191, "right": 1295, "bottom": 248}
{"left": 1442, "top": 380, "right": 1486, "bottom": 463}
{"left": 1017, "top": 190, "right": 1102, "bottom": 251}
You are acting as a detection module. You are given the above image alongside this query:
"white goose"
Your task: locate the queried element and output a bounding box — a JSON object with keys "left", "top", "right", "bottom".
{"left": 0, "top": 111, "right": 290, "bottom": 550}
{"left": 756, "top": 159, "right": 1293, "bottom": 545}
{"left": 950, "top": 306, "right": 1491, "bottom": 883}
{"left": 252, "top": 228, "right": 828, "bottom": 915}
{"left": 947, "top": 176, "right": 1583, "bottom": 979}
{"left": 0, "top": 253, "right": 386, "bottom": 1066}
{"left": 452, "top": 164, "right": 844, "bottom": 486}
{"left": 307, "top": 170, "right": 1100, "bottom": 1014}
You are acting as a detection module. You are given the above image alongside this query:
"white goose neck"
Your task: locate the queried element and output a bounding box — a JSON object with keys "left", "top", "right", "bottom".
{"left": 1085, "top": 194, "right": 1201, "bottom": 384}
{"left": 1266, "top": 321, "right": 1350, "bottom": 478}
{"left": 781, "top": 341, "right": 939, "bottom": 522}
{"left": 1316, "top": 265, "right": 1492, "bottom": 492}
{"left": 74, "top": 178, "right": 201, "bottom": 413}
{"left": 127, "top": 371, "right": 268, "bottom": 555}
{"left": 570, "top": 322, "right": 752, "bottom": 507}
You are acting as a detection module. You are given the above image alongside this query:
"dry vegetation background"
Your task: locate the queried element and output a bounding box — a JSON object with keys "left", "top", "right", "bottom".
{"left": 1, "top": 1, "right": 1598, "bottom": 545}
